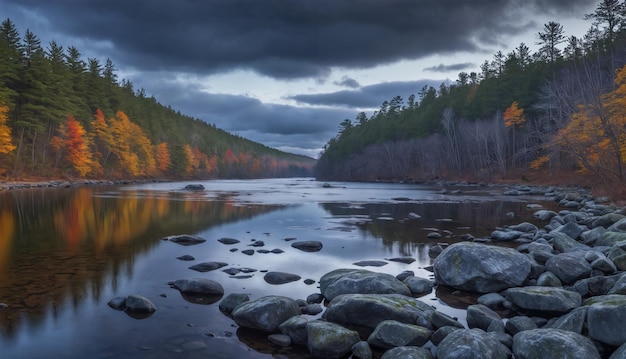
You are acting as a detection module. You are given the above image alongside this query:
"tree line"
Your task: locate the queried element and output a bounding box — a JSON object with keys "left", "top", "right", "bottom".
{"left": 0, "top": 19, "right": 314, "bottom": 180}
{"left": 316, "top": 0, "right": 626, "bottom": 187}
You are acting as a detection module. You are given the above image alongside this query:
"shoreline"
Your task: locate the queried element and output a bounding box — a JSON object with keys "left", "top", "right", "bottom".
{"left": 0, "top": 178, "right": 170, "bottom": 191}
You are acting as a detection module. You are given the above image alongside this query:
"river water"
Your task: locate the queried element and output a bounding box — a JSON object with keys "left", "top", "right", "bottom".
{"left": 0, "top": 178, "right": 556, "bottom": 358}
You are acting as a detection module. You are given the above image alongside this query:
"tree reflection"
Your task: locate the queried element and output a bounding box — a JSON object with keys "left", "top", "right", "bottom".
{"left": 0, "top": 186, "right": 281, "bottom": 337}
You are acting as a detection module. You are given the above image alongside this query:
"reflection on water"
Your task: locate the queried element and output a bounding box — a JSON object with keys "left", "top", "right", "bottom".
{"left": 0, "top": 179, "right": 555, "bottom": 358}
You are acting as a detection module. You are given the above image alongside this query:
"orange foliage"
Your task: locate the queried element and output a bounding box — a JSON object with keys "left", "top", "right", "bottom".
{"left": 0, "top": 105, "right": 16, "bottom": 154}
{"left": 155, "top": 142, "right": 171, "bottom": 173}
{"left": 503, "top": 101, "right": 526, "bottom": 128}
{"left": 51, "top": 115, "right": 96, "bottom": 177}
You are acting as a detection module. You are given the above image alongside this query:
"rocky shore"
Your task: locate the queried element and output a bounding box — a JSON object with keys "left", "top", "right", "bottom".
{"left": 105, "top": 183, "right": 626, "bottom": 358}
{"left": 0, "top": 178, "right": 170, "bottom": 191}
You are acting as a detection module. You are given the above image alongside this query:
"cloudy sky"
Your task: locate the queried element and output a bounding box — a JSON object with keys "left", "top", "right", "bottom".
{"left": 2, "top": 0, "right": 600, "bottom": 158}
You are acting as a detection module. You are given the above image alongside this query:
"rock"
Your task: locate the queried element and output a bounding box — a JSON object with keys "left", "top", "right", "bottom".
{"left": 491, "top": 230, "right": 523, "bottom": 241}
{"left": 551, "top": 232, "right": 589, "bottom": 253}
{"left": 306, "top": 293, "right": 324, "bottom": 304}
{"left": 169, "top": 278, "right": 224, "bottom": 304}
{"left": 367, "top": 320, "right": 432, "bottom": 349}
{"left": 437, "top": 329, "right": 511, "bottom": 359}
{"left": 319, "top": 269, "right": 410, "bottom": 301}
{"left": 584, "top": 294, "right": 626, "bottom": 346}
{"left": 241, "top": 249, "right": 255, "bottom": 255}
{"left": 176, "top": 255, "right": 195, "bottom": 261}
{"left": 124, "top": 295, "right": 156, "bottom": 313}
{"left": 107, "top": 296, "right": 127, "bottom": 310}
{"left": 609, "top": 218, "right": 626, "bottom": 232}
{"left": 597, "top": 232, "right": 626, "bottom": 247}
{"left": 477, "top": 292, "right": 506, "bottom": 308}
{"left": 217, "top": 237, "right": 240, "bottom": 245}
{"left": 291, "top": 241, "right": 323, "bottom": 252}
{"left": 609, "top": 241, "right": 626, "bottom": 271}
{"left": 188, "top": 261, "right": 228, "bottom": 272}
{"left": 351, "top": 341, "right": 373, "bottom": 359}
{"left": 183, "top": 184, "right": 204, "bottom": 191}
{"left": 430, "top": 310, "right": 465, "bottom": 329}
{"left": 396, "top": 270, "right": 415, "bottom": 282}
{"left": 267, "top": 334, "right": 291, "bottom": 347}
{"left": 537, "top": 271, "right": 563, "bottom": 287}
{"left": 534, "top": 210, "right": 558, "bottom": 221}
{"left": 263, "top": 271, "right": 301, "bottom": 285}
{"left": 232, "top": 296, "right": 300, "bottom": 332}
{"left": 547, "top": 306, "right": 587, "bottom": 333}
{"left": 428, "top": 244, "right": 445, "bottom": 258}
{"left": 431, "top": 326, "right": 460, "bottom": 345}
{"left": 433, "top": 242, "right": 531, "bottom": 293}
{"left": 271, "top": 248, "right": 284, "bottom": 254}
{"left": 592, "top": 256, "right": 618, "bottom": 273}
{"left": 387, "top": 257, "right": 416, "bottom": 264}
{"left": 380, "top": 346, "right": 433, "bottom": 359}
{"left": 353, "top": 260, "right": 388, "bottom": 267}
{"left": 592, "top": 213, "right": 626, "bottom": 229}
{"left": 545, "top": 253, "right": 592, "bottom": 284}
{"left": 218, "top": 293, "right": 250, "bottom": 314}
{"left": 512, "top": 329, "right": 599, "bottom": 359}
{"left": 466, "top": 304, "right": 503, "bottom": 332}
{"left": 403, "top": 277, "right": 434, "bottom": 295}
{"left": 527, "top": 242, "right": 553, "bottom": 253}
{"left": 323, "top": 294, "right": 435, "bottom": 332}
{"left": 505, "top": 316, "right": 537, "bottom": 335}
{"left": 249, "top": 240, "right": 265, "bottom": 247}
{"left": 162, "top": 234, "right": 206, "bottom": 246}
{"left": 510, "top": 222, "right": 539, "bottom": 233}
{"left": 609, "top": 274, "right": 626, "bottom": 295}
{"left": 279, "top": 315, "right": 309, "bottom": 345}
{"left": 551, "top": 222, "right": 584, "bottom": 240}
{"left": 504, "top": 286, "right": 581, "bottom": 315}
{"left": 307, "top": 320, "right": 360, "bottom": 359}
{"left": 301, "top": 304, "right": 323, "bottom": 315}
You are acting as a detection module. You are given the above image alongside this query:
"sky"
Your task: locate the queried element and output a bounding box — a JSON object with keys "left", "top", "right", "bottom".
{"left": 1, "top": 0, "right": 601, "bottom": 158}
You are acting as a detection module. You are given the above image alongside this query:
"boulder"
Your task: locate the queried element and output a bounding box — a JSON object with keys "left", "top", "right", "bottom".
{"left": 512, "top": 329, "right": 599, "bottom": 359}
{"left": 351, "top": 341, "right": 373, "bottom": 359}
{"left": 353, "top": 260, "right": 388, "bottom": 267}
{"left": 597, "top": 232, "right": 626, "bottom": 247}
{"left": 547, "top": 306, "right": 587, "bottom": 333}
{"left": 183, "top": 184, "right": 204, "bottom": 191}
{"left": 218, "top": 293, "right": 250, "bottom": 314}
{"left": 380, "top": 346, "right": 433, "bottom": 359}
{"left": 279, "top": 315, "right": 309, "bottom": 345}
{"left": 504, "top": 286, "right": 581, "bottom": 314}
{"left": 477, "top": 292, "right": 506, "bottom": 308}
{"left": 431, "top": 326, "right": 460, "bottom": 345}
{"left": 551, "top": 232, "right": 588, "bottom": 253}
{"left": 551, "top": 222, "right": 584, "bottom": 240}
{"left": 505, "top": 316, "right": 537, "bottom": 335}
{"left": 188, "top": 261, "right": 228, "bottom": 272}
{"left": 537, "top": 271, "right": 563, "bottom": 287}
{"left": 169, "top": 278, "right": 225, "bottom": 304}
{"left": 534, "top": 210, "right": 558, "bottom": 221}
{"left": 124, "top": 295, "right": 156, "bottom": 313}
{"left": 437, "top": 329, "right": 511, "bottom": 359}
{"left": 323, "top": 294, "right": 435, "bottom": 332}
{"left": 367, "top": 320, "right": 432, "bottom": 349}
{"left": 584, "top": 294, "right": 626, "bottom": 346}
{"left": 307, "top": 320, "right": 360, "bottom": 359}
{"left": 545, "top": 253, "right": 592, "bottom": 284}
{"left": 263, "top": 271, "right": 301, "bottom": 285}
{"left": 232, "top": 296, "right": 300, "bottom": 332}
{"left": 291, "top": 241, "right": 323, "bottom": 252}
{"left": 608, "top": 241, "right": 626, "bottom": 271}
{"left": 217, "top": 237, "right": 240, "bottom": 245}
{"left": 466, "top": 304, "right": 503, "bottom": 332}
{"left": 610, "top": 343, "right": 626, "bottom": 359}
{"left": 403, "top": 277, "right": 434, "bottom": 295}
{"left": 161, "top": 234, "right": 206, "bottom": 246}
{"left": 433, "top": 242, "right": 531, "bottom": 293}
{"left": 319, "top": 269, "right": 410, "bottom": 301}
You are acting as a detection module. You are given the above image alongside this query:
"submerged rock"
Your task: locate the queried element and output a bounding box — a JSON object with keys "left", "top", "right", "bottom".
{"left": 188, "top": 261, "right": 228, "bottom": 272}
{"left": 263, "top": 271, "right": 302, "bottom": 285}
{"left": 183, "top": 184, "right": 205, "bottom": 191}
{"left": 169, "top": 278, "right": 224, "bottom": 304}
{"left": 291, "top": 241, "right": 323, "bottom": 252}
{"left": 161, "top": 234, "right": 206, "bottom": 246}
{"left": 232, "top": 295, "right": 300, "bottom": 332}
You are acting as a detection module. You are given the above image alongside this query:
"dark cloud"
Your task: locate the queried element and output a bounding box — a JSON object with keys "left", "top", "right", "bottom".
{"left": 290, "top": 80, "right": 441, "bottom": 108}
{"left": 334, "top": 76, "right": 361, "bottom": 89}
{"left": 424, "top": 63, "right": 475, "bottom": 73}
{"left": 2, "top": 0, "right": 598, "bottom": 80}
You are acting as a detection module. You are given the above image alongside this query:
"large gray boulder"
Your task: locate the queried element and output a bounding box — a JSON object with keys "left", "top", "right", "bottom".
{"left": 367, "top": 320, "right": 432, "bottom": 349}
{"left": 547, "top": 306, "right": 587, "bottom": 333}
{"left": 307, "top": 320, "right": 360, "bottom": 359}
{"left": 380, "top": 346, "right": 433, "bottom": 359}
{"left": 608, "top": 240, "right": 626, "bottom": 271}
{"left": 584, "top": 294, "right": 626, "bottom": 346}
{"left": 551, "top": 232, "right": 588, "bottom": 253}
{"left": 512, "top": 329, "right": 599, "bottom": 359}
{"left": 437, "top": 328, "right": 511, "bottom": 359}
{"left": 466, "top": 304, "right": 503, "bottom": 332}
{"left": 504, "top": 286, "right": 581, "bottom": 314}
{"left": 610, "top": 342, "right": 626, "bottom": 359}
{"left": 319, "top": 269, "right": 410, "bottom": 301}
{"left": 232, "top": 295, "right": 300, "bottom": 332}
{"left": 433, "top": 242, "right": 531, "bottom": 293}
{"left": 545, "top": 253, "right": 592, "bottom": 284}
{"left": 169, "top": 278, "right": 224, "bottom": 304}
{"left": 323, "top": 294, "right": 435, "bottom": 331}
{"left": 279, "top": 315, "right": 309, "bottom": 345}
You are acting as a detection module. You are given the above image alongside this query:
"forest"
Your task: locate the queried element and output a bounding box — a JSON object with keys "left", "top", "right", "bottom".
{"left": 0, "top": 19, "right": 315, "bottom": 180}
{"left": 316, "top": 0, "right": 626, "bottom": 193}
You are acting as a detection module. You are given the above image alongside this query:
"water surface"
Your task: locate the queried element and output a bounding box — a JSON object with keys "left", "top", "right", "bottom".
{"left": 0, "top": 178, "right": 555, "bottom": 358}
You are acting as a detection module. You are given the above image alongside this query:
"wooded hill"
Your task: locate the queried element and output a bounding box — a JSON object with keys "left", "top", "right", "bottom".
{"left": 316, "top": 0, "right": 626, "bottom": 189}
{"left": 0, "top": 19, "right": 315, "bottom": 180}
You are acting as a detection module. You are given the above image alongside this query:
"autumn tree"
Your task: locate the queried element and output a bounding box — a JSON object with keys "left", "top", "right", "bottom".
{"left": 155, "top": 142, "right": 171, "bottom": 173}
{"left": 0, "top": 105, "right": 15, "bottom": 155}
{"left": 50, "top": 115, "right": 95, "bottom": 177}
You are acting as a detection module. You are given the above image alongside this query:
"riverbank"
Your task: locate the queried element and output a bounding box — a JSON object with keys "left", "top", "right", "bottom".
{"left": 0, "top": 178, "right": 170, "bottom": 191}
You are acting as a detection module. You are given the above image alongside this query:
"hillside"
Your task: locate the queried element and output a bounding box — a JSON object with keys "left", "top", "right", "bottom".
{"left": 0, "top": 19, "right": 315, "bottom": 180}
{"left": 316, "top": 1, "right": 626, "bottom": 194}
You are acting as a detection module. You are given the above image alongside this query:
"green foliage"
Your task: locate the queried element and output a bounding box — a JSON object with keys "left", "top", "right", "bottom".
{"left": 0, "top": 18, "right": 315, "bottom": 179}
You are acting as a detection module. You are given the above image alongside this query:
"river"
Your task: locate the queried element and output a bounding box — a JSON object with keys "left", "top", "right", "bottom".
{"left": 0, "top": 178, "right": 556, "bottom": 358}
